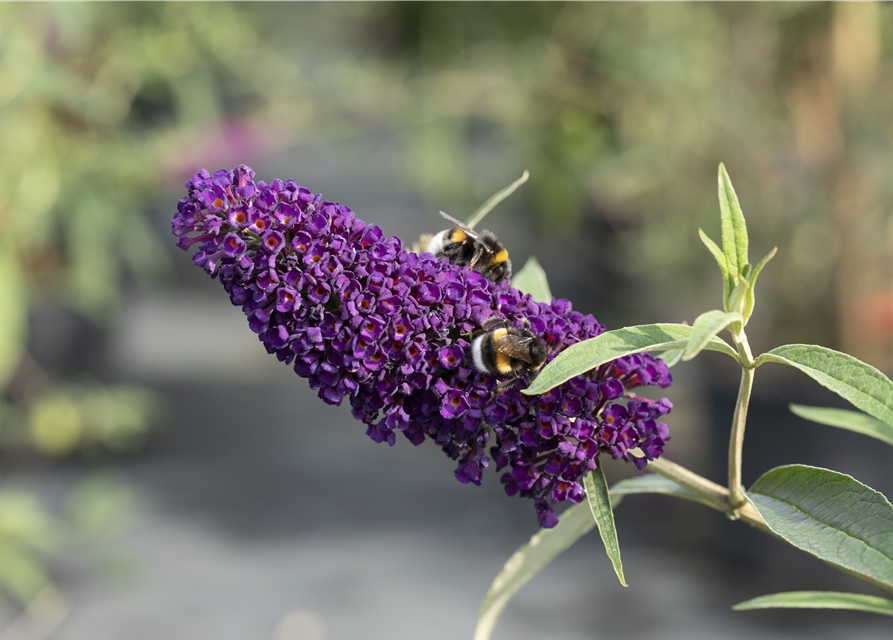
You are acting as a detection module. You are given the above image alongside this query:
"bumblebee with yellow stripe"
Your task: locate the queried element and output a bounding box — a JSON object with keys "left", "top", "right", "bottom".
{"left": 471, "top": 317, "right": 548, "bottom": 391}
{"left": 428, "top": 211, "right": 512, "bottom": 284}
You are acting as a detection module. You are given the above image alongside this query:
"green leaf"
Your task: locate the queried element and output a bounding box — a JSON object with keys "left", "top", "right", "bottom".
{"left": 524, "top": 324, "right": 739, "bottom": 395}
{"left": 476, "top": 472, "right": 691, "bottom": 639}
{"left": 474, "top": 502, "right": 595, "bottom": 640}
{"left": 511, "top": 256, "right": 552, "bottom": 304}
{"left": 584, "top": 464, "right": 626, "bottom": 587}
{"left": 749, "top": 246, "right": 777, "bottom": 285}
{"left": 718, "top": 163, "right": 749, "bottom": 281}
{"left": 742, "top": 246, "right": 776, "bottom": 323}
{"left": 733, "top": 591, "right": 893, "bottom": 617}
{"left": 727, "top": 273, "right": 748, "bottom": 318}
{"left": 609, "top": 474, "right": 715, "bottom": 509}
{"left": 683, "top": 310, "right": 743, "bottom": 361}
{"left": 789, "top": 404, "right": 893, "bottom": 447}
{"left": 465, "top": 170, "right": 529, "bottom": 230}
{"left": 658, "top": 349, "right": 684, "bottom": 368}
{"left": 747, "top": 465, "right": 893, "bottom": 595}
{"left": 698, "top": 228, "right": 731, "bottom": 309}
{"left": 755, "top": 345, "right": 893, "bottom": 427}
{"left": 0, "top": 243, "right": 26, "bottom": 389}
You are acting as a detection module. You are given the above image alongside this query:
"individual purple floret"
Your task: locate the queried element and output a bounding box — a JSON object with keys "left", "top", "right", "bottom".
{"left": 172, "top": 165, "right": 673, "bottom": 528}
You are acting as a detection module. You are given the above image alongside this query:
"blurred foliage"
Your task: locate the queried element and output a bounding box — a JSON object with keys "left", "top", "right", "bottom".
{"left": 0, "top": 491, "right": 58, "bottom": 606}
{"left": 0, "top": 477, "right": 134, "bottom": 610}
{"left": 0, "top": 0, "right": 893, "bottom": 614}
{"left": 279, "top": 3, "right": 893, "bottom": 363}
{"left": 22, "top": 383, "right": 158, "bottom": 458}
{"left": 321, "top": 2, "right": 892, "bottom": 362}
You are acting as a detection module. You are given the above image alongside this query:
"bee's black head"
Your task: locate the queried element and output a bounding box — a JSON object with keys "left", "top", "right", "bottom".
{"left": 528, "top": 337, "right": 548, "bottom": 368}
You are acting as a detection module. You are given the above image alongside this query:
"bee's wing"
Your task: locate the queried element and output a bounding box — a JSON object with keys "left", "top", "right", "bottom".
{"left": 438, "top": 211, "right": 488, "bottom": 248}
{"left": 495, "top": 335, "right": 536, "bottom": 364}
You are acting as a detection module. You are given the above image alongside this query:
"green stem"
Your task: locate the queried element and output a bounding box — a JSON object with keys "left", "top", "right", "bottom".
{"left": 647, "top": 457, "right": 770, "bottom": 535}
{"left": 646, "top": 457, "right": 729, "bottom": 512}
{"left": 648, "top": 457, "right": 893, "bottom": 596}
{"left": 728, "top": 335, "right": 755, "bottom": 509}
{"left": 464, "top": 170, "right": 529, "bottom": 230}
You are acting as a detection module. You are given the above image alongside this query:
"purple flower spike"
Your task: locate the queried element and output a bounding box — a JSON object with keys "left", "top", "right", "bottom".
{"left": 172, "top": 164, "right": 673, "bottom": 528}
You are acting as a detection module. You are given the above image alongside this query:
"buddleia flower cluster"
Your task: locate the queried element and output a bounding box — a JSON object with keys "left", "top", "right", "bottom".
{"left": 172, "top": 164, "right": 673, "bottom": 527}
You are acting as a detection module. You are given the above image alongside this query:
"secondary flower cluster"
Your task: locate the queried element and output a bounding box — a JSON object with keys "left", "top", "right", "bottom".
{"left": 172, "top": 164, "right": 673, "bottom": 527}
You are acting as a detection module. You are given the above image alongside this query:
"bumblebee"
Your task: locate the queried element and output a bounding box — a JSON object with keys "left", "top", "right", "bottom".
{"left": 471, "top": 317, "right": 548, "bottom": 391}
{"left": 428, "top": 211, "right": 512, "bottom": 284}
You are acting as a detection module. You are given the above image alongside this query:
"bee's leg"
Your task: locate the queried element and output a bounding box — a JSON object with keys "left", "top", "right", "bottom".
{"left": 519, "top": 317, "right": 531, "bottom": 331}
{"left": 470, "top": 318, "right": 498, "bottom": 340}
{"left": 482, "top": 317, "right": 505, "bottom": 332}
{"left": 495, "top": 376, "right": 520, "bottom": 392}
{"left": 468, "top": 245, "right": 486, "bottom": 268}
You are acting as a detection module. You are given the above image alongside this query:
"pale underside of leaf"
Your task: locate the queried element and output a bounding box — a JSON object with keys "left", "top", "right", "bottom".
{"left": 789, "top": 404, "right": 893, "bottom": 447}
{"left": 749, "top": 246, "right": 777, "bottom": 289}
{"left": 683, "top": 310, "right": 742, "bottom": 361}
{"left": 733, "top": 590, "right": 893, "bottom": 617}
{"left": 477, "top": 476, "right": 698, "bottom": 640}
{"left": 756, "top": 345, "right": 893, "bottom": 427}
{"left": 475, "top": 472, "right": 733, "bottom": 640}
{"left": 510, "top": 256, "right": 552, "bottom": 304}
{"left": 698, "top": 228, "right": 728, "bottom": 278}
{"left": 474, "top": 502, "right": 595, "bottom": 640}
{"left": 747, "top": 465, "right": 893, "bottom": 596}
{"left": 524, "top": 323, "right": 739, "bottom": 395}
{"left": 698, "top": 228, "right": 731, "bottom": 309}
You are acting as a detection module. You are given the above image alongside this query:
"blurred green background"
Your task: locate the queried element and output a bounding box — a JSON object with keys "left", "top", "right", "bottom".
{"left": 1, "top": 2, "right": 892, "bottom": 637}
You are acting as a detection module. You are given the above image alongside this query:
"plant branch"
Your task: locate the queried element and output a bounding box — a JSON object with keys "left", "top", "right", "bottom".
{"left": 647, "top": 457, "right": 770, "bottom": 535}
{"left": 728, "top": 335, "right": 755, "bottom": 508}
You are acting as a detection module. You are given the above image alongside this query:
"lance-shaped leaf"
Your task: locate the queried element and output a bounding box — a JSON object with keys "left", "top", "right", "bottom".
{"left": 789, "top": 404, "right": 893, "bottom": 447}
{"left": 465, "top": 170, "right": 529, "bottom": 230}
{"left": 683, "top": 310, "right": 743, "bottom": 361}
{"left": 718, "top": 163, "right": 749, "bottom": 282}
{"left": 743, "top": 246, "right": 777, "bottom": 322}
{"left": 755, "top": 345, "right": 893, "bottom": 427}
{"left": 699, "top": 228, "right": 731, "bottom": 309}
{"left": 584, "top": 464, "right": 626, "bottom": 587}
{"left": 474, "top": 502, "right": 595, "bottom": 640}
{"left": 733, "top": 591, "right": 893, "bottom": 617}
{"left": 511, "top": 256, "right": 552, "bottom": 304}
{"left": 746, "top": 465, "right": 893, "bottom": 595}
{"left": 524, "top": 324, "right": 739, "bottom": 395}
{"left": 749, "top": 246, "right": 777, "bottom": 286}
{"left": 609, "top": 474, "right": 715, "bottom": 509}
